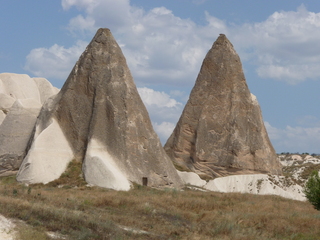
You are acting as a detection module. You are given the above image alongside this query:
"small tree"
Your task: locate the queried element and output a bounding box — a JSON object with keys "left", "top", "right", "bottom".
{"left": 304, "top": 170, "right": 320, "bottom": 210}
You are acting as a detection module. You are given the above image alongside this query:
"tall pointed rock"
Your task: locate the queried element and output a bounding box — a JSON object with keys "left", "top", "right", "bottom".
{"left": 17, "top": 28, "right": 182, "bottom": 189}
{"left": 164, "top": 34, "right": 282, "bottom": 178}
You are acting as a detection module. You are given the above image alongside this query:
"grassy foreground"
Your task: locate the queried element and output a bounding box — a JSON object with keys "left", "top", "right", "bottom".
{"left": 0, "top": 168, "right": 320, "bottom": 239}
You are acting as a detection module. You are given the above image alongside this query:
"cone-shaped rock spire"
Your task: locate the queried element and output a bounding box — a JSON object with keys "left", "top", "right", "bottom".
{"left": 17, "top": 28, "right": 182, "bottom": 189}
{"left": 164, "top": 34, "right": 282, "bottom": 178}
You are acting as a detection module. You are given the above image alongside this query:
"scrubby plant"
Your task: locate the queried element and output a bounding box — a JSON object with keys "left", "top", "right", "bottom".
{"left": 47, "top": 160, "right": 86, "bottom": 188}
{"left": 304, "top": 170, "right": 320, "bottom": 210}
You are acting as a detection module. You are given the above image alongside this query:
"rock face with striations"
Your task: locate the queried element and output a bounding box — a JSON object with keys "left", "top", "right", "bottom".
{"left": 17, "top": 28, "right": 182, "bottom": 190}
{"left": 164, "top": 34, "right": 282, "bottom": 179}
{"left": 0, "top": 73, "right": 58, "bottom": 176}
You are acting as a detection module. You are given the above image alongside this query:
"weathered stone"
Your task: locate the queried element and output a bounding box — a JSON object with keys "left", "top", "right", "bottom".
{"left": 164, "top": 34, "right": 282, "bottom": 179}
{"left": 17, "top": 28, "right": 182, "bottom": 190}
{"left": 0, "top": 111, "right": 6, "bottom": 125}
{"left": 33, "top": 77, "right": 60, "bottom": 104}
{"left": 0, "top": 73, "right": 58, "bottom": 176}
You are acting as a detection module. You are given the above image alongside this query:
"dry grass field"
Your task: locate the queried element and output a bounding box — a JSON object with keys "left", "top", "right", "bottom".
{"left": 0, "top": 162, "right": 320, "bottom": 239}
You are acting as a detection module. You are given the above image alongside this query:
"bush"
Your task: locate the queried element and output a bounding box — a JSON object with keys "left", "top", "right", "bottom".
{"left": 304, "top": 170, "right": 320, "bottom": 210}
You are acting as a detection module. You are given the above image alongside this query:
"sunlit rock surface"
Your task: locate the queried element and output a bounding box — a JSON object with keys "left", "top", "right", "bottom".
{"left": 165, "top": 34, "right": 282, "bottom": 179}
{"left": 0, "top": 73, "right": 58, "bottom": 176}
{"left": 17, "top": 28, "right": 182, "bottom": 190}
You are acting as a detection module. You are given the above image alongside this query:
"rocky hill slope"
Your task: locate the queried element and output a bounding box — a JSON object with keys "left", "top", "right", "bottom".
{"left": 179, "top": 153, "right": 320, "bottom": 201}
{"left": 16, "top": 28, "right": 182, "bottom": 190}
{"left": 165, "top": 34, "right": 282, "bottom": 179}
{"left": 1, "top": 31, "right": 317, "bottom": 200}
{"left": 0, "top": 73, "right": 58, "bottom": 176}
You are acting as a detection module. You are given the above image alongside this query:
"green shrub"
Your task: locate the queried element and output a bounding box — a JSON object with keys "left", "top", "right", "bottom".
{"left": 304, "top": 170, "right": 320, "bottom": 210}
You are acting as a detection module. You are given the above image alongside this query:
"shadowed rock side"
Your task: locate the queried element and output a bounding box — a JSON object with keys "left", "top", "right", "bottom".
{"left": 0, "top": 73, "right": 58, "bottom": 176}
{"left": 17, "top": 28, "right": 182, "bottom": 190}
{"left": 164, "top": 34, "right": 282, "bottom": 179}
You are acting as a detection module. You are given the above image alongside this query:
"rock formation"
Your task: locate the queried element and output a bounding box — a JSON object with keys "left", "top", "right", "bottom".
{"left": 204, "top": 174, "right": 305, "bottom": 201}
{"left": 164, "top": 34, "right": 282, "bottom": 179}
{"left": 17, "top": 28, "right": 182, "bottom": 190}
{"left": 0, "top": 73, "right": 58, "bottom": 176}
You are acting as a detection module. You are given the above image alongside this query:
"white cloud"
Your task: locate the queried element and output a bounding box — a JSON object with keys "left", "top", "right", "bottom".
{"left": 63, "top": 0, "right": 134, "bottom": 33}
{"left": 137, "top": 87, "right": 183, "bottom": 122}
{"left": 152, "top": 122, "right": 175, "bottom": 143}
{"left": 234, "top": 5, "right": 320, "bottom": 84}
{"left": 68, "top": 15, "right": 96, "bottom": 34}
{"left": 264, "top": 122, "right": 281, "bottom": 140}
{"left": 23, "top": 2, "right": 320, "bottom": 149}
{"left": 71, "top": 3, "right": 320, "bottom": 85}
{"left": 169, "top": 90, "right": 189, "bottom": 103}
{"left": 296, "top": 115, "right": 320, "bottom": 127}
{"left": 62, "top": 0, "right": 99, "bottom": 12}
{"left": 23, "top": 2, "right": 320, "bottom": 150}
{"left": 256, "top": 65, "right": 320, "bottom": 84}
{"left": 25, "top": 2, "right": 320, "bottom": 86}
{"left": 60, "top": 1, "right": 228, "bottom": 86}
{"left": 138, "top": 87, "right": 182, "bottom": 108}
{"left": 138, "top": 87, "right": 184, "bottom": 143}
{"left": 265, "top": 121, "right": 320, "bottom": 153}
{"left": 205, "top": 11, "right": 228, "bottom": 31}
{"left": 24, "top": 41, "right": 87, "bottom": 80}
{"left": 119, "top": 8, "right": 217, "bottom": 86}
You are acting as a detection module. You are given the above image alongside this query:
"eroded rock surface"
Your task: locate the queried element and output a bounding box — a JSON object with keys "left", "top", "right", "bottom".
{"left": 17, "top": 28, "right": 182, "bottom": 190}
{"left": 0, "top": 73, "right": 58, "bottom": 176}
{"left": 165, "top": 34, "right": 282, "bottom": 179}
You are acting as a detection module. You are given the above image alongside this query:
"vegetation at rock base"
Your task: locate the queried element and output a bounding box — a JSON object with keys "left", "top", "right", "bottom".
{"left": 0, "top": 175, "right": 320, "bottom": 239}
{"left": 46, "top": 160, "right": 87, "bottom": 188}
{"left": 304, "top": 170, "right": 320, "bottom": 211}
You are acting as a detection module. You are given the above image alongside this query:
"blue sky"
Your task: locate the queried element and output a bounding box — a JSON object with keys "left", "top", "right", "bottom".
{"left": 1, "top": 0, "right": 320, "bottom": 153}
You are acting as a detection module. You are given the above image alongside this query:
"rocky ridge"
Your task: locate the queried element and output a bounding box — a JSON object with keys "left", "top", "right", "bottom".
{"left": 165, "top": 34, "right": 282, "bottom": 179}
{"left": 16, "top": 28, "right": 182, "bottom": 190}
{"left": 0, "top": 31, "right": 313, "bottom": 201}
{"left": 180, "top": 154, "right": 320, "bottom": 201}
{"left": 0, "top": 73, "right": 58, "bottom": 176}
